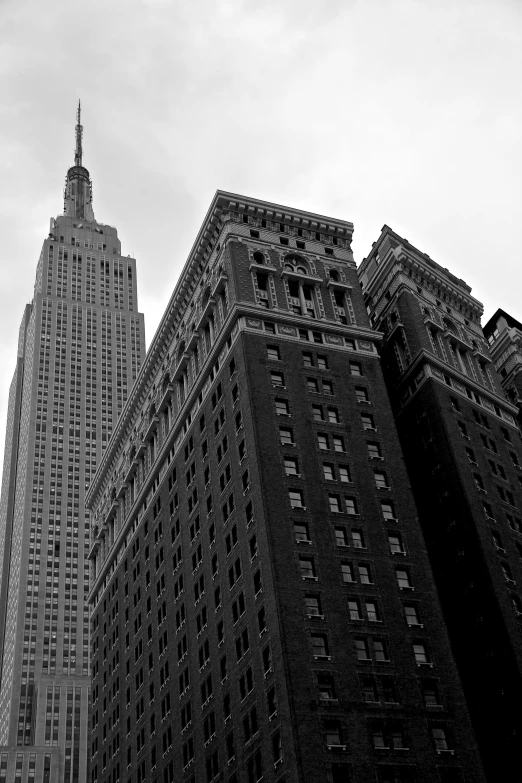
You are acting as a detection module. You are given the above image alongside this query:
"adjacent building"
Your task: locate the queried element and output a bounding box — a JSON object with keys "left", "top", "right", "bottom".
{"left": 87, "top": 195, "right": 484, "bottom": 783}
{"left": 359, "top": 227, "right": 522, "bottom": 781}
{"left": 484, "top": 309, "right": 522, "bottom": 426}
{"left": 0, "top": 105, "right": 145, "bottom": 782}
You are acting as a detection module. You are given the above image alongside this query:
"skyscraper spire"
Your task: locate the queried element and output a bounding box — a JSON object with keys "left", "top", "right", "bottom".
{"left": 64, "top": 101, "right": 95, "bottom": 221}
{"left": 75, "top": 99, "right": 83, "bottom": 167}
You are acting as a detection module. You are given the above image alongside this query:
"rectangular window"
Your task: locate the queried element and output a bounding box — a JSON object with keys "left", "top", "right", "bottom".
{"left": 341, "top": 563, "right": 354, "bottom": 583}
{"left": 350, "top": 362, "right": 362, "bottom": 376}
{"left": 280, "top": 427, "right": 294, "bottom": 445}
{"left": 302, "top": 352, "right": 313, "bottom": 367}
{"left": 318, "top": 433, "right": 329, "bottom": 450}
{"left": 396, "top": 569, "right": 412, "bottom": 589}
{"left": 284, "top": 457, "right": 299, "bottom": 476}
{"left": 275, "top": 399, "right": 290, "bottom": 416}
{"left": 381, "top": 501, "right": 396, "bottom": 520}
{"left": 317, "top": 355, "right": 328, "bottom": 370}
{"left": 327, "top": 408, "right": 339, "bottom": 424}
{"left": 323, "top": 463, "right": 335, "bottom": 481}
{"left": 289, "top": 489, "right": 305, "bottom": 509}
{"left": 294, "top": 521, "right": 310, "bottom": 542}
{"left": 361, "top": 413, "right": 375, "bottom": 430}
{"left": 355, "top": 387, "right": 369, "bottom": 403}
{"left": 267, "top": 345, "right": 280, "bottom": 361}
{"left": 333, "top": 436, "right": 346, "bottom": 453}
{"left": 312, "top": 404, "right": 324, "bottom": 421}
{"left": 271, "top": 371, "right": 285, "bottom": 388}
{"left": 299, "top": 557, "right": 316, "bottom": 579}
{"left": 307, "top": 378, "right": 319, "bottom": 393}
{"left": 374, "top": 471, "right": 388, "bottom": 489}
{"left": 311, "top": 634, "right": 328, "bottom": 658}
{"left": 329, "top": 494, "right": 341, "bottom": 513}
{"left": 345, "top": 497, "right": 358, "bottom": 515}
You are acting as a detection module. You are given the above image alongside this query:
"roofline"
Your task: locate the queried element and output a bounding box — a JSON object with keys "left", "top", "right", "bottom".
{"left": 483, "top": 308, "right": 522, "bottom": 336}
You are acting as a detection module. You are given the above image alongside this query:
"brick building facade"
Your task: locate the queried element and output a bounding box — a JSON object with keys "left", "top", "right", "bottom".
{"left": 359, "top": 227, "right": 522, "bottom": 781}
{"left": 87, "top": 197, "right": 484, "bottom": 783}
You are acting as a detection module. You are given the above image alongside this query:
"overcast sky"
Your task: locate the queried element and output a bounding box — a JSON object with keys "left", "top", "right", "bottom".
{"left": 0, "top": 0, "right": 521, "bottom": 471}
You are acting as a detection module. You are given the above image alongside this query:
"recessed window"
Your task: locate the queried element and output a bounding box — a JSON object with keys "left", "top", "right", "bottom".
{"left": 355, "top": 387, "right": 369, "bottom": 403}
{"left": 302, "top": 352, "right": 313, "bottom": 367}
{"left": 294, "top": 521, "right": 310, "bottom": 543}
{"left": 312, "top": 404, "right": 324, "bottom": 421}
{"left": 327, "top": 407, "right": 340, "bottom": 424}
{"left": 335, "top": 527, "right": 348, "bottom": 547}
{"left": 333, "top": 436, "right": 346, "bottom": 453}
{"left": 323, "top": 463, "right": 335, "bottom": 481}
{"left": 374, "top": 471, "right": 388, "bottom": 489}
{"left": 307, "top": 378, "right": 319, "bottom": 393}
{"left": 305, "top": 595, "right": 321, "bottom": 616}
{"left": 317, "top": 355, "right": 328, "bottom": 370}
{"left": 267, "top": 345, "right": 280, "bottom": 361}
{"left": 349, "top": 362, "right": 362, "bottom": 376}
{"left": 275, "top": 399, "right": 290, "bottom": 416}
{"left": 345, "top": 497, "right": 358, "bottom": 515}
{"left": 404, "top": 605, "right": 421, "bottom": 626}
{"left": 352, "top": 530, "right": 365, "bottom": 549}
{"left": 289, "top": 489, "right": 305, "bottom": 509}
{"left": 284, "top": 457, "right": 299, "bottom": 476}
{"left": 271, "top": 371, "right": 285, "bottom": 388}
{"left": 367, "top": 442, "right": 382, "bottom": 459}
{"left": 311, "top": 634, "right": 328, "bottom": 658}
{"left": 299, "top": 557, "right": 315, "bottom": 579}
{"left": 317, "top": 433, "right": 329, "bottom": 450}
{"left": 341, "top": 563, "right": 354, "bottom": 583}
{"left": 323, "top": 380, "right": 334, "bottom": 396}
{"left": 279, "top": 427, "right": 294, "bottom": 445}
{"left": 396, "top": 569, "right": 412, "bottom": 589}
{"left": 388, "top": 533, "right": 404, "bottom": 554}
{"left": 358, "top": 564, "right": 372, "bottom": 584}
{"left": 339, "top": 465, "right": 351, "bottom": 483}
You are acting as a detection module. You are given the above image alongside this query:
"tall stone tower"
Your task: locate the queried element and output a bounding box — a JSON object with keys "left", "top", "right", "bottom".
{"left": 0, "top": 104, "right": 145, "bottom": 782}
{"left": 87, "top": 194, "right": 484, "bottom": 783}
{"left": 359, "top": 227, "right": 522, "bottom": 781}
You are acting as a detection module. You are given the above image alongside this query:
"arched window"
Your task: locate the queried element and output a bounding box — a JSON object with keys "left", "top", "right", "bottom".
{"left": 253, "top": 251, "right": 264, "bottom": 265}
{"left": 329, "top": 269, "right": 340, "bottom": 282}
{"left": 284, "top": 254, "right": 309, "bottom": 275}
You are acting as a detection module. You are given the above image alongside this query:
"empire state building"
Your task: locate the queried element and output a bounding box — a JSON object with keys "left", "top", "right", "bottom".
{"left": 0, "top": 104, "right": 145, "bottom": 782}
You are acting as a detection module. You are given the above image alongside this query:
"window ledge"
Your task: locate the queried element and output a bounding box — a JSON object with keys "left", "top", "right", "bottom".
{"left": 313, "top": 654, "right": 332, "bottom": 661}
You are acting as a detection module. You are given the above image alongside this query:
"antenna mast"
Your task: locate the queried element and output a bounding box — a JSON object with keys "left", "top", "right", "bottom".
{"left": 75, "top": 100, "right": 83, "bottom": 167}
